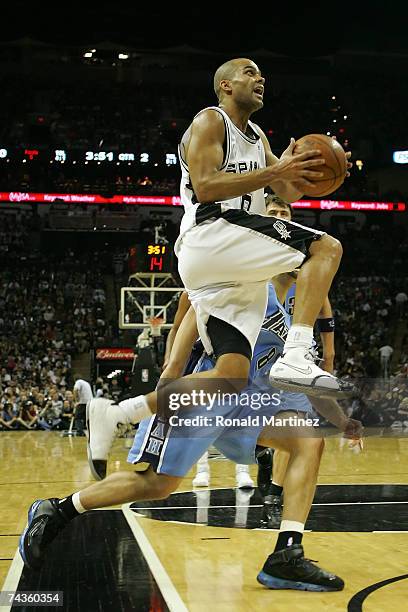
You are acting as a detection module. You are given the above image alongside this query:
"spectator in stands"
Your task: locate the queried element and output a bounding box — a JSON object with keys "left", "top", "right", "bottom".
{"left": 0, "top": 402, "right": 17, "bottom": 430}
{"left": 37, "top": 394, "right": 62, "bottom": 430}
{"left": 15, "top": 398, "right": 38, "bottom": 429}
{"left": 61, "top": 398, "right": 74, "bottom": 430}
{"left": 94, "top": 378, "right": 104, "bottom": 397}
{"left": 395, "top": 291, "right": 408, "bottom": 319}
{"left": 379, "top": 345, "right": 393, "bottom": 375}
{"left": 108, "top": 377, "right": 122, "bottom": 402}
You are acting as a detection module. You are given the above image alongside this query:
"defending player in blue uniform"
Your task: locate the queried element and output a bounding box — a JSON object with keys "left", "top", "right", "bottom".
{"left": 257, "top": 195, "right": 337, "bottom": 526}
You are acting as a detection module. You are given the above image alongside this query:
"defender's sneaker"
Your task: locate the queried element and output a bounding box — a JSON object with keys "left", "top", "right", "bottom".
{"left": 19, "top": 499, "right": 68, "bottom": 570}
{"left": 257, "top": 544, "right": 344, "bottom": 591}
{"left": 256, "top": 448, "right": 273, "bottom": 497}
{"left": 260, "top": 494, "right": 282, "bottom": 529}
{"left": 236, "top": 464, "right": 255, "bottom": 489}
{"left": 86, "top": 398, "right": 129, "bottom": 480}
{"left": 270, "top": 348, "right": 354, "bottom": 399}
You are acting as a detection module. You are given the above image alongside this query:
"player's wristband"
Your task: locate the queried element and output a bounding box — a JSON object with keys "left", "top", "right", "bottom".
{"left": 317, "top": 317, "right": 335, "bottom": 332}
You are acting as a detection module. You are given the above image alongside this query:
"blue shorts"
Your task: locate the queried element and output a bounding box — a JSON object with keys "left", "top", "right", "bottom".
{"left": 127, "top": 355, "right": 314, "bottom": 477}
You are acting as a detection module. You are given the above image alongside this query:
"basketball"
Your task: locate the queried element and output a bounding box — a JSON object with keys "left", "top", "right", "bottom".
{"left": 294, "top": 134, "right": 347, "bottom": 197}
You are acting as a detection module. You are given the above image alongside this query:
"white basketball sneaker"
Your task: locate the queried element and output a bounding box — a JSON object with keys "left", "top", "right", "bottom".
{"left": 236, "top": 464, "right": 255, "bottom": 489}
{"left": 269, "top": 347, "right": 354, "bottom": 399}
{"left": 193, "top": 468, "right": 210, "bottom": 487}
{"left": 86, "top": 398, "right": 129, "bottom": 480}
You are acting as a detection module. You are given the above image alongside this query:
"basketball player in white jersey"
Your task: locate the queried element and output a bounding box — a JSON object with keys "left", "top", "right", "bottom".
{"left": 175, "top": 57, "right": 351, "bottom": 398}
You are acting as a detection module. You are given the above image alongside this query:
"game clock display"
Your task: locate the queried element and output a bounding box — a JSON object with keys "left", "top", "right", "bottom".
{"left": 129, "top": 243, "right": 173, "bottom": 273}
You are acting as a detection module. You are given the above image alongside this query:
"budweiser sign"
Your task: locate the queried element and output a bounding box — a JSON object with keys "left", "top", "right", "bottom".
{"left": 96, "top": 348, "right": 134, "bottom": 360}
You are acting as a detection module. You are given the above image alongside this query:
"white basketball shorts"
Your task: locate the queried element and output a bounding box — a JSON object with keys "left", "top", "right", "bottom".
{"left": 175, "top": 204, "right": 325, "bottom": 355}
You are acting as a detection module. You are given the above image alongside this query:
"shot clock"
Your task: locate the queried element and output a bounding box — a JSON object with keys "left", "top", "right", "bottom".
{"left": 146, "top": 243, "right": 171, "bottom": 272}
{"left": 128, "top": 243, "right": 173, "bottom": 273}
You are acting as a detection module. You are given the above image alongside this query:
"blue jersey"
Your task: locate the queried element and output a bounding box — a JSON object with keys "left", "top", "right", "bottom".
{"left": 196, "top": 283, "right": 289, "bottom": 375}
{"left": 196, "top": 283, "right": 290, "bottom": 390}
{"left": 194, "top": 280, "right": 312, "bottom": 409}
{"left": 129, "top": 283, "right": 313, "bottom": 476}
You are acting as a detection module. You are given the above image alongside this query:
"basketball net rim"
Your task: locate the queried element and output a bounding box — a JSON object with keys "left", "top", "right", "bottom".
{"left": 147, "top": 316, "right": 164, "bottom": 336}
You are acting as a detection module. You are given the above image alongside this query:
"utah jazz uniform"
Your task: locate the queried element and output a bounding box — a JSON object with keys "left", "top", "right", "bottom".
{"left": 174, "top": 106, "right": 323, "bottom": 357}
{"left": 128, "top": 283, "right": 313, "bottom": 476}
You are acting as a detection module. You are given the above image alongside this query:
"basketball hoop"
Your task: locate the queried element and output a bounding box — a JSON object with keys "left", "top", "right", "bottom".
{"left": 147, "top": 316, "right": 164, "bottom": 337}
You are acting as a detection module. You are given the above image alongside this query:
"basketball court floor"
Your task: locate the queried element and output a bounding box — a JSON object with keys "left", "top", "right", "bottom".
{"left": 1, "top": 431, "right": 407, "bottom": 611}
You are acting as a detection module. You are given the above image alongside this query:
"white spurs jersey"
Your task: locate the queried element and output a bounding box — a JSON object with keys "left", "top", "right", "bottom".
{"left": 178, "top": 106, "right": 267, "bottom": 235}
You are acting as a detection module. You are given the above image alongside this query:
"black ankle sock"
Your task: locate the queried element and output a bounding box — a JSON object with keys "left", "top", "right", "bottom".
{"left": 58, "top": 495, "right": 80, "bottom": 521}
{"left": 256, "top": 446, "right": 273, "bottom": 466}
{"left": 269, "top": 483, "right": 283, "bottom": 497}
{"left": 274, "top": 530, "right": 303, "bottom": 552}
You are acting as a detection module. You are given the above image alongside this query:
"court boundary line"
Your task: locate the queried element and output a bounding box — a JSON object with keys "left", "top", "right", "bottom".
{"left": 122, "top": 503, "right": 188, "bottom": 612}
{"left": 129, "top": 500, "right": 408, "bottom": 510}
{"left": 1, "top": 547, "right": 24, "bottom": 612}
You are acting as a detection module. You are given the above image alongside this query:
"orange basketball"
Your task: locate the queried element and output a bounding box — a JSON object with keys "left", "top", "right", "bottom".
{"left": 294, "top": 134, "right": 347, "bottom": 197}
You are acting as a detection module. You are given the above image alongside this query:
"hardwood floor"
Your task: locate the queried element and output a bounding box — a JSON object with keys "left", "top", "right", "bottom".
{"left": 1, "top": 431, "right": 407, "bottom": 611}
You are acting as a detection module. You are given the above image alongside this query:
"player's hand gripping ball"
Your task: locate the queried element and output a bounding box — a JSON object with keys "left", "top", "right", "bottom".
{"left": 294, "top": 134, "right": 348, "bottom": 197}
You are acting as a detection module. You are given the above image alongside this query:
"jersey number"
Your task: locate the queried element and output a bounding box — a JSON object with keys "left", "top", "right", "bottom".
{"left": 286, "top": 295, "right": 295, "bottom": 317}
{"left": 256, "top": 347, "right": 277, "bottom": 370}
{"left": 241, "top": 194, "right": 252, "bottom": 211}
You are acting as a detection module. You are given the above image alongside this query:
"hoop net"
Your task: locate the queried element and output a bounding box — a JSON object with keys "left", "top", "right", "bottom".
{"left": 147, "top": 316, "right": 164, "bottom": 337}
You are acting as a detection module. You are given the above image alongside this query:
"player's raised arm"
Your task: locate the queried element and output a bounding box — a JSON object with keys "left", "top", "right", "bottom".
{"left": 160, "top": 306, "right": 199, "bottom": 381}
{"left": 187, "top": 110, "right": 325, "bottom": 203}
